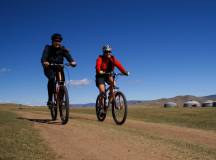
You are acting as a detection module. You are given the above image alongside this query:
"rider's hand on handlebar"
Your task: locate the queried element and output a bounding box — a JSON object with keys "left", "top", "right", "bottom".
{"left": 70, "top": 61, "right": 77, "bottom": 67}
{"left": 99, "top": 70, "right": 105, "bottom": 75}
{"left": 43, "top": 61, "right": 49, "bottom": 67}
{"left": 124, "top": 71, "right": 129, "bottom": 76}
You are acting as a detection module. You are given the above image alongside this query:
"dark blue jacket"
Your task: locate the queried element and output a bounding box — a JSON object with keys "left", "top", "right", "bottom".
{"left": 41, "top": 45, "right": 74, "bottom": 65}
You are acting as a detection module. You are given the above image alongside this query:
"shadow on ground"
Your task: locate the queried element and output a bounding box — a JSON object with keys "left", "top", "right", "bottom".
{"left": 17, "top": 117, "right": 62, "bottom": 125}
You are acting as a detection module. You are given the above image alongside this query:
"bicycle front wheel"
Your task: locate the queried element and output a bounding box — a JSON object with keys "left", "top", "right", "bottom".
{"left": 50, "top": 94, "right": 57, "bottom": 121}
{"left": 59, "top": 86, "right": 69, "bottom": 125}
{"left": 112, "top": 91, "right": 128, "bottom": 125}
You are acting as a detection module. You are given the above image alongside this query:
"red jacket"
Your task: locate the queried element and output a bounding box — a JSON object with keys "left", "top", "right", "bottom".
{"left": 96, "top": 55, "right": 126, "bottom": 74}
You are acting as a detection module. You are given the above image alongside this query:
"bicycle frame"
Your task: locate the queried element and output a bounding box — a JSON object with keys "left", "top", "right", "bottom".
{"left": 104, "top": 73, "right": 122, "bottom": 100}
{"left": 51, "top": 64, "right": 66, "bottom": 103}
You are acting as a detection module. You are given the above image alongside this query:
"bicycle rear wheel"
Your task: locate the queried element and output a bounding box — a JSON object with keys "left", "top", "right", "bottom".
{"left": 59, "top": 86, "right": 69, "bottom": 125}
{"left": 50, "top": 94, "right": 57, "bottom": 121}
{"left": 112, "top": 91, "right": 127, "bottom": 125}
{"left": 95, "top": 93, "right": 107, "bottom": 121}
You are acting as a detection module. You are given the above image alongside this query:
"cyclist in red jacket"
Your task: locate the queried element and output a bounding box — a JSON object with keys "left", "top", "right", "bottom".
{"left": 95, "top": 45, "right": 128, "bottom": 94}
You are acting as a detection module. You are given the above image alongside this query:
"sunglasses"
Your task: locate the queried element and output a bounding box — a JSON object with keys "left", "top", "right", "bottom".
{"left": 104, "top": 51, "right": 111, "bottom": 53}
{"left": 53, "top": 39, "right": 62, "bottom": 42}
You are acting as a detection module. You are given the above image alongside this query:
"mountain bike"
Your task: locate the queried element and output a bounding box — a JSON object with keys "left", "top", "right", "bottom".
{"left": 95, "top": 72, "right": 128, "bottom": 125}
{"left": 48, "top": 63, "right": 73, "bottom": 125}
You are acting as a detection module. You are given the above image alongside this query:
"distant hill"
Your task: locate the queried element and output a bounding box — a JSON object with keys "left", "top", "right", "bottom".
{"left": 129, "top": 94, "right": 216, "bottom": 107}
{"left": 2, "top": 94, "right": 216, "bottom": 107}
{"left": 70, "top": 103, "right": 95, "bottom": 108}
{"left": 203, "top": 94, "right": 216, "bottom": 101}
{"left": 71, "top": 94, "right": 216, "bottom": 107}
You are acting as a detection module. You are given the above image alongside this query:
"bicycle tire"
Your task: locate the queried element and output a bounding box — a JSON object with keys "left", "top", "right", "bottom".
{"left": 95, "top": 93, "right": 107, "bottom": 121}
{"left": 112, "top": 91, "right": 128, "bottom": 125}
{"left": 50, "top": 94, "right": 57, "bottom": 121}
{"left": 59, "top": 86, "right": 69, "bottom": 125}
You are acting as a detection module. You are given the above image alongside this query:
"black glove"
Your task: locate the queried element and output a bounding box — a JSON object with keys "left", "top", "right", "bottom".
{"left": 124, "top": 71, "right": 129, "bottom": 76}
{"left": 70, "top": 61, "right": 77, "bottom": 67}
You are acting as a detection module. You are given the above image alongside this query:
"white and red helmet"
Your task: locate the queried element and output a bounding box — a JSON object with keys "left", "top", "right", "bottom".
{"left": 102, "top": 45, "right": 112, "bottom": 53}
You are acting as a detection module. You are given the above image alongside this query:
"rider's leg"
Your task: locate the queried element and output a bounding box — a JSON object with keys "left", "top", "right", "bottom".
{"left": 108, "top": 76, "right": 115, "bottom": 85}
{"left": 48, "top": 78, "right": 55, "bottom": 102}
{"left": 108, "top": 76, "right": 115, "bottom": 100}
{"left": 98, "top": 84, "right": 106, "bottom": 104}
{"left": 96, "top": 75, "right": 106, "bottom": 109}
{"left": 98, "top": 84, "right": 107, "bottom": 111}
{"left": 98, "top": 84, "right": 105, "bottom": 93}
{"left": 96, "top": 75, "right": 106, "bottom": 94}
{"left": 44, "top": 68, "right": 56, "bottom": 105}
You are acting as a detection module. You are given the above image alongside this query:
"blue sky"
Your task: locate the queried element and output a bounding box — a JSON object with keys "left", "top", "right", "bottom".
{"left": 0, "top": 0, "right": 216, "bottom": 105}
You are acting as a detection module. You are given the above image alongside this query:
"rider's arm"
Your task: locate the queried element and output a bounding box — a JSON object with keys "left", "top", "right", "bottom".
{"left": 112, "top": 56, "right": 127, "bottom": 74}
{"left": 63, "top": 47, "right": 76, "bottom": 67}
{"left": 41, "top": 45, "right": 50, "bottom": 67}
{"left": 96, "top": 56, "right": 103, "bottom": 74}
{"left": 41, "top": 45, "right": 50, "bottom": 63}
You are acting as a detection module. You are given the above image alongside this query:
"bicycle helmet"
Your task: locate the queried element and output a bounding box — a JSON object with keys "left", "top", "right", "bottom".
{"left": 102, "top": 44, "right": 112, "bottom": 53}
{"left": 51, "top": 33, "right": 63, "bottom": 42}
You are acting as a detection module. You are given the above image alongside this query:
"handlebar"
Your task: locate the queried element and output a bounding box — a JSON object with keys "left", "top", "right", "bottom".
{"left": 50, "top": 63, "right": 67, "bottom": 67}
{"left": 103, "top": 72, "right": 129, "bottom": 77}
{"left": 49, "top": 63, "right": 76, "bottom": 68}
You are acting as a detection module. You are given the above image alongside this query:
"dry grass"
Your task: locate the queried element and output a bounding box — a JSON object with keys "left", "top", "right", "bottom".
{"left": 0, "top": 106, "right": 56, "bottom": 160}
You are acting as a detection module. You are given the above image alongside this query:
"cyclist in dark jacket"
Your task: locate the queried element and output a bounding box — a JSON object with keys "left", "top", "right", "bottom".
{"left": 41, "top": 33, "right": 77, "bottom": 106}
{"left": 95, "top": 45, "right": 128, "bottom": 94}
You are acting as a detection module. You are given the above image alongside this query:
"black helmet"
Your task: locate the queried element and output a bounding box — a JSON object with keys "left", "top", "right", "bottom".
{"left": 51, "top": 33, "right": 63, "bottom": 42}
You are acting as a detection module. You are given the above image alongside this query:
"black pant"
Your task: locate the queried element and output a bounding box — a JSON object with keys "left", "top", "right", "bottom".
{"left": 44, "top": 67, "right": 65, "bottom": 102}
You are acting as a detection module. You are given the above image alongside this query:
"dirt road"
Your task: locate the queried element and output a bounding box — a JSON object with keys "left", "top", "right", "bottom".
{"left": 16, "top": 109, "right": 216, "bottom": 160}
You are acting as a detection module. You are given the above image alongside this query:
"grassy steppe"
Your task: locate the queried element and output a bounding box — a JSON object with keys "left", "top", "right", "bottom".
{"left": 0, "top": 106, "right": 56, "bottom": 160}
{"left": 72, "top": 106, "right": 216, "bottom": 131}
{"left": 8, "top": 104, "right": 216, "bottom": 131}
{"left": 1, "top": 104, "right": 216, "bottom": 160}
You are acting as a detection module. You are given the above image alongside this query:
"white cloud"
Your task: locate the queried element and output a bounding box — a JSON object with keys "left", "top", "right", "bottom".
{"left": 0, "top": 68, "right": 11, "bottom": 73}
{"left": 67, "top": 78, "right": 91, "bottom": 86}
